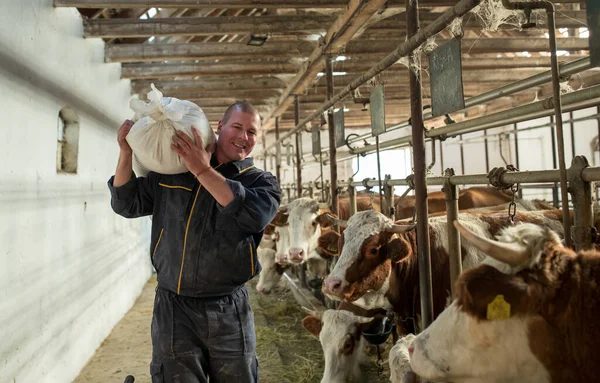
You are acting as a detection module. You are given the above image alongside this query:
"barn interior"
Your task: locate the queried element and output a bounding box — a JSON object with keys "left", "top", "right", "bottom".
{"left": 1, "top": 0, "right": 598, "bottom": 382}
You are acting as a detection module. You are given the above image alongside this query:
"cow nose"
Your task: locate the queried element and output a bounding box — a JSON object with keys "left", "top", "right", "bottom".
{"left": 288, "top": 247, "right": 304, "bottom": 262}
{"left": 408, "top": 344, "right": 414, "bottom": 358}
{"left": 275, "top": 252, "right": 288, "bottom": 264}
{"left": 323, "top": 277, "right": 343, "bottom": 294}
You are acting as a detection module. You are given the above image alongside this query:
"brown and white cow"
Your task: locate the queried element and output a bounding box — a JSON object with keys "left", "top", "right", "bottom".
{"left": 279, "top": 196, "right": 380, "bottom": 264}
{"left": 302, "top": 302, "right": 388, "bottom": 383}
{"left": 322, "top": 209, "right": 568, "bottom": 326}
{"left": 394, "top": 186, "right": 514, "bottom": 219}
{"left": 409, "top": 221, "right": 600, "bottom": 383}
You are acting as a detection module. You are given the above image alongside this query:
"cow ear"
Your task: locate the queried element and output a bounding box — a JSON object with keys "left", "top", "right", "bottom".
{"left": 455, "top": 264, "right": 536, "bottom": 321}
{"left": 318, "top": 230, "right": 341, "bottom": 256}
{"left": 302, "top": 315, "right": 323, "bottom": 337}
{"left": 381, "top": 237, "right": 412, "bottom": 263}
{"left": 315, "top": 212, "right": 335, "bottom": 228}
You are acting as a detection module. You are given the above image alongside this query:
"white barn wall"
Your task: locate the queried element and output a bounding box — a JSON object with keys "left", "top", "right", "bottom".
{"left": 0, "top": 1, "right": 152, "bottom": 382}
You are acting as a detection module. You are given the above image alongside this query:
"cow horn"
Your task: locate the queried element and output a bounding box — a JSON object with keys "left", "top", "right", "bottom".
{"left": 453, "top": 221, "right": 530, "bottom": 266}
{"left": 386, "top": 221, "right": 417, "bottom": 233}
{"left": 301, "top": 306, "right": 322, "bottom": 319}
{"left": 327, "top": 214, "right": 348, "bottom": 228}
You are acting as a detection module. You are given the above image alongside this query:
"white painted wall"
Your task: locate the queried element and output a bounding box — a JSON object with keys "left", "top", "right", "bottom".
{"left": 0, "top": 1, "right": 153, "bottom": 382}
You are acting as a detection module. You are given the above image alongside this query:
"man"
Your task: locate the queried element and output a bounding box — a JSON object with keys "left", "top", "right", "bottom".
{"left": 108, "top": 101, "right": 280, "bottom": 382}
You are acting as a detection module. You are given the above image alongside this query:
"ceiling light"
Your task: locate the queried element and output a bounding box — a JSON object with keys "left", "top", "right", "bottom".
{"left": 247, "top": 34, "right": 268, "bottom": 46}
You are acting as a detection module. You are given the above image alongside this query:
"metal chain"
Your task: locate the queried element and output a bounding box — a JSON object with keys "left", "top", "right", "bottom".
{"left": 508, "top": 183, "right": 519, "bottom": 224}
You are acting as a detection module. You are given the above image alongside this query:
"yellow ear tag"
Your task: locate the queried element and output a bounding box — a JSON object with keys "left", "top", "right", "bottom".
{"left": 486, "top": 295, "right": 511, "bottom": 320}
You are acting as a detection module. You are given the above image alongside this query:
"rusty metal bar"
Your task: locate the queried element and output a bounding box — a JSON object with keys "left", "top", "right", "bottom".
{"left": 263, "top": 0, "right": 484, "bottom": 153}
{"left": 326, "top": 58, "right": 339, "bottom": 216}
{"left": 295, "top": 96, "right": 303, "bottom": 198}
{"left": 501, "top": 0, "right": 572, "bottom": 247}
{"left": 407, "top": 0, "right": 434, "bottom": 329}
{"left": 443, "top": 168, "right": 461, "bottom": 296}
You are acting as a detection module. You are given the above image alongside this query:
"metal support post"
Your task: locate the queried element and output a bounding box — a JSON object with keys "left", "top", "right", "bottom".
{"left": 326, "top": 58, "right": 339, "bottom": 216}
{"left": 348, "top": 178, "right": 357, "bottom": 216}
{"left": 275, "top": 117, "right": 282, "bottom": 185}
{"left": 513, "top": 124, "right": 523, "bottom": 198}
{"left": 407, "top": 0, "right": 434, "bottom": 328}
{"left": 262, "top": 134, "right": 268, "bottom": 171}
{"left": 308, "top": 182, "right": 314, "bottom": 199}
{"left": 384, "top": 174, "right": 395, "bottom": 220}
{"left": 484, "top": 129, "right": 490, "bottom": 173}
{"left": 501, "top": 0, "right": 572, "bottom": 247}
{"left": 443, "top": 168, "right": 462, "bottom": 296}
{"left": 295, "top": 96, "right": 303, "bottom": 198}
{"left": 569, "top": 156, "right": 595, "bottom": 251}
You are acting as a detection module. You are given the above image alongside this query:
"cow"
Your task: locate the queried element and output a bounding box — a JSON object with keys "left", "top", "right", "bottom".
{"left": 256, "top": 248, "right": 290, "bottom": 294}
{"left": 280, "top": 196, "right": 380, "bottom": 264}
{"left": 394, "top": 186, "right": 514, "bottom": 219}
{"left": 408, "top": 221, "right": 600, "bottom": 383}
{"left": 301, "top": 302, "right": 388, "bottom": 383}
{"left": 321, "top": 209, "right": 569, "bottom": 329}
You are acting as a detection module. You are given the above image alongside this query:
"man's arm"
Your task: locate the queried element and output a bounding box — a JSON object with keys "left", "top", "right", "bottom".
{"left": 107, "top": 120, "right": 156, "bottom": 218}
{"left": 215, "top": 173, "right": 281, "bottom": 232}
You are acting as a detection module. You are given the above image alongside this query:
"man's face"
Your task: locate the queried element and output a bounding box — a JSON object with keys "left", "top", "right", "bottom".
{"left": 216, "top": 109, "right": 260, "bottom": 163}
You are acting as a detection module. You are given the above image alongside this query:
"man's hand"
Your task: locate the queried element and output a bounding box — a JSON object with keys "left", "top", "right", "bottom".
{"left": 118, "top": 120, "right": 134, "bottom": 154}
{"left": 172, "top": 127, "right": 216, "bottom": 177}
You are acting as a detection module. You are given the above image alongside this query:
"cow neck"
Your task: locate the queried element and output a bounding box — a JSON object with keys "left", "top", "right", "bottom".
{"left": 337, "top": 300, "right": 387, "bottom": 317}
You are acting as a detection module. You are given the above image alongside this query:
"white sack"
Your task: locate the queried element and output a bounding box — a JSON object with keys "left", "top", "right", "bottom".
{"left": 127, "top": 84, "right": 215, "bottom": 176}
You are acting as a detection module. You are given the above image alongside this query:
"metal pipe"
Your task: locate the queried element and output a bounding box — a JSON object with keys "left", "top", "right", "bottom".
{"left": 443, "top": 169, "right": 461, "bottom": 296}
{"left": 427, "top": 139, "right": 437, "bottom": 172}
{"left": 570, "top": 111, "right": 576, "bottom": 159}
{"left": 550, "top": 116, "right": 560, "bottom": 207}
{"left": 376, "top": 135, "right": 384, "bottom": 213}
{"left": 295, "top": 96, "right": 303, "bottom": 198}
{"left": 348, "top": 56, "right": 592, "bottom": 144}
{"left": 275, "top": 117, "right": 282, "bottom": 184}
{"left": 459, "top": 134, "right": 465, "bottom": 174}
{"left": 262, "top": 0, "right": 484, "bottom": 154}
{"left": 484, "top": 129, "right": 490, "bottom": 172}
{"left": 334, "top": 164, "right": 600, "bottom": 189}
{"left": 384, "top": 174, "right": 395, "bottom": 219}
{"left": 407, "top": 0, "right": 434, "bottom": 329}
{"left": 348, "top": 178, "right": 357, "bottom": 216}
{"left": 262, "top": 134, "right": 268, "bottom": 171}
{"left": 569, "top": 156, "right": 594, "bottom": 251}
{"left": 513, "top": 124, "right": 523, "bottom": 199}
{"left": 439, "top": 140, "right": 445, "bottom": 172}
{"left": 429, "top": 85, "right": 600, "bottom": 139}
{"left": 500, "top": 0, "right": 572, "bottom": 248}
{"left": 326, "top": 58, "right": 339, "bottom": 216}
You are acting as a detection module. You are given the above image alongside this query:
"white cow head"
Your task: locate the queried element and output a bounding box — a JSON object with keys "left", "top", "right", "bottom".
{"left": 302, "top": 308, "right": 377, "bottom": 383}
{"left": 256, "top": 248, "right": 285, "bottom": 294}
{"left": 286, "top": 198, "right": 335, "bottom": 264}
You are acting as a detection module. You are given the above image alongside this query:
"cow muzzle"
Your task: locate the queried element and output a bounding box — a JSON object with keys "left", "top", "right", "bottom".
{"left": 288, "top": 247, "right": 305, "bottom": 263}
{"left": 322, "top": 276, "right": 348, "bottom": 297}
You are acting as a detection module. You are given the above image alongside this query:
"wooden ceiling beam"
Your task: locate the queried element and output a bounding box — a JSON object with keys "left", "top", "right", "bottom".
{"left": 122, "top": 61, "right": 301, "bottom": 79}
{"left": 105, "top": 41, "right": 316, "bottom": 63}
{"left": 84, "top": 15, "right": 334, "bottom": 38}
{"left": 55, "top": 0, "right": 586, "bottom": 9}
{"left": 246, "top": 0, "right": 391, "bottom": 131}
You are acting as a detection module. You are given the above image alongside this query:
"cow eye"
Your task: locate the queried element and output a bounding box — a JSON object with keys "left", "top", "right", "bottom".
{"left": 370, "top": 248, "right": 378, "bottom": 255}
{"left": 312, "top": 221, "right": 317, "bottom": 227}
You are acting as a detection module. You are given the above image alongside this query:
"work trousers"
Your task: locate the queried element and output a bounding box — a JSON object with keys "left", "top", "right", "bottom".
{"left": 150, "top": 285, "right": 258, "bottom": 383}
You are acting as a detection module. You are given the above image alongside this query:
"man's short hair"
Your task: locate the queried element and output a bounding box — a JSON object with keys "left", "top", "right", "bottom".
{"left": 221, "top": 101, "right": 261, "bottom": 126}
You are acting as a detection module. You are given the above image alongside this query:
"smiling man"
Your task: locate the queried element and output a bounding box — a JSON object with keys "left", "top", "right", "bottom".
{"left": 108, "top": 101, "right": 281, "bottom": 383}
